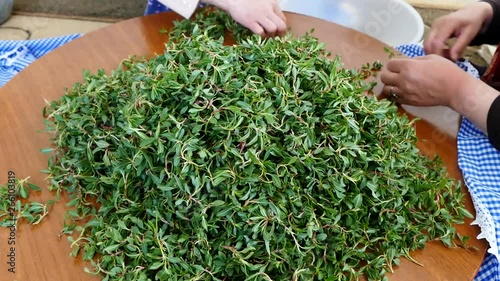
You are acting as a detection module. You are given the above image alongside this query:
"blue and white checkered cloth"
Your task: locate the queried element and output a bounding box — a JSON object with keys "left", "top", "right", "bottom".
{"left": 459, "top": 116, "right": 500, "bottom": 281}
{"left": 0, "top": 34, "right": 81, "bottom": 87}
{"left": 397, "top": 44, "right": 500, "bottom": 281}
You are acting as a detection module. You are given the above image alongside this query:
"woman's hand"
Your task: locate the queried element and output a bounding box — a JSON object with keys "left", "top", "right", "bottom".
{"left": 204, "top": 0, "right": 287, "bottom": 37}
{"left": 381, "top": 54, "right": 499, "bottom": 134}
{"left": 380, "top": 54, "right": 472, "bottom": 107}
{"left": 424, "top": 2, "right": 494, "bottom": 61}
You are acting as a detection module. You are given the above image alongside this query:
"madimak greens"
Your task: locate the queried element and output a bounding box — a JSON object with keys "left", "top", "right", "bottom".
{"left": 38, "top": 9, "right": 472, "bottom": 281}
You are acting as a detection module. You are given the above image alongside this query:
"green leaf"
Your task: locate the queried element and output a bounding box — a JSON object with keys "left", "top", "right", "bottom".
{"left": 95, "top": 140, "right": 110, "bottom": 148}
{"left": 149, "top": 262, "right": 163, "bottom": 270}
{"left": 19, "top": 185, "right": 28, "bottom": 199}
{"left": 353, "top": 194, "right": 362, "bottom": 209}
{"left": 40, "top": 148, "right": 54, "bottom": 154}
{"left": 103, "top": 244, "right": 121, "bottom": 253}
{"left": 27, "top": 183, "right": 41, "bottom": 191}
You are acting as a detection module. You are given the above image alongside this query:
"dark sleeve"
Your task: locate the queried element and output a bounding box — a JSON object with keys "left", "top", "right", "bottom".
{"left": 470, "top": 0, "right": 500, "bottom": 45}
{"left": 487, "top": 95, "right": 500, "bottom": 150}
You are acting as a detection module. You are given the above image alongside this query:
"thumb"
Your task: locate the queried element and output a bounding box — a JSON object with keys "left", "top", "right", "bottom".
{"left": 424, "top": 21, "right": 457, "bottom": 57}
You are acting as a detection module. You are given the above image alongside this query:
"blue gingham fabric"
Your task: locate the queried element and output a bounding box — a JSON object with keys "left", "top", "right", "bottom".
{"left": 458, "top": 116, "right": 500, "bottom": 281}
{"left": 397, "top": 43, "right": 500, "bottom": 281}
{"left": 144, "top": 0, "right": 205, "bottom": 15}
{"left": 0, "top": 34, "right": 81, "bottom": 87}
{"left": 145, "top": 0, "right": 171, "bottom": 14}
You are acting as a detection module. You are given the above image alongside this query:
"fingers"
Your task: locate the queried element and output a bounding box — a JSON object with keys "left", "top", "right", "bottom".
{"left": 424, "top": 20, "right": 457, "bottom": 57}
{"left": 441, "top": 48, "right": 452, "bottom": 60}
{"left": 272, "top": 1, "right": 287, "bottom": 23}
{"left": 413, "top": 54, "right": 456, "bottom": 65}
{"left": 257, "top": 16, "right": 286, "bottom": 38}
{"left": 381, "top": 84, "right": 404, "bottom": 104}
{"left": 268, "top": 14, "right": 287, "bottom": 36}
{"left": 384, "top": 58, "right": 413, "bottom": 73}
{"left": 247, "top": 21, "right": 265, "bottom": 37}
{"left": 380, "top": 71, "right": 400, "bottom": 87}
{"left": 260, "top": 3, "right": 287, "bottom": 37}
{"left": 258, "top": 17, "right": 278, "bottom": 37}
{"left": 380, "top": 60, "right": 406, "bottom": 102}
{"left": 449, "top": 27, "right": 476, "bottom": 61}
{"left": 230, "top": 0, "right": 287, "bottom": 37}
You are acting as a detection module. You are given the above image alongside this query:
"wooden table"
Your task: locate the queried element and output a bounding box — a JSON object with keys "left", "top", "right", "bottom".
{"left": 0, "top": 11, "right": 487, "bottom": 281}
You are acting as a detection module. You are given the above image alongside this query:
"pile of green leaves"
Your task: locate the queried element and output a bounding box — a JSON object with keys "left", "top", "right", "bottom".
{"left": 34, "top": 8, "right": 474, "bottom": 281}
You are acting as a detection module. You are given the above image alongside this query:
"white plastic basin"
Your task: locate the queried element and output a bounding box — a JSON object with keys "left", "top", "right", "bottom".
{"left": 0, "top": 0, "right": 13, "bottom": 24}
{"left": 280, "top": 0, "right": 424, "bottom": 47}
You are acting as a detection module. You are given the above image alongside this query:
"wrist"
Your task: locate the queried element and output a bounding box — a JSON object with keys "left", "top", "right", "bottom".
{"left": 448, "top": 74, "right": 477, "bottom": 110}
{"left": 453, "top": 81, "right": 499, "bottom": 133}
{"left": 449, "top": 76, "right": 496, "bottom": 117}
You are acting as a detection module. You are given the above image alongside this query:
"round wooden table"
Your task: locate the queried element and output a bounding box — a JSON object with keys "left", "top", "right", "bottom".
{"left": 0, "top": 11, "right": 487, "bottom": 281}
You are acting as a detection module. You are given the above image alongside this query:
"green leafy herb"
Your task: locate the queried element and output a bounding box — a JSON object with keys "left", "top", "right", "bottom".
{"left": 383, "top": 46, "right": 396, "bottom": 59}
{"left": 1, "top": 7, "right": 473, "bottom": 281}
{"left": 0, "top": 177, "right": 51, "bottom": 227}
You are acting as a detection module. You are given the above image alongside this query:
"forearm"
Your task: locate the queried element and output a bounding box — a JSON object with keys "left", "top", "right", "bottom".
{"left": 451, "top": 78, "right": 500, "bottom": 148}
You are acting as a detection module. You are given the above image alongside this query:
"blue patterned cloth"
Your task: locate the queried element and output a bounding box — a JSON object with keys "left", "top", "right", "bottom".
{"left": 145, "top": 0, "right": 171, "bottom": 14}
{"left": 0, "top": 34, "right": 81, "bottom": 87}
{"left": 397, "top": 44, "right": 500, "bottom": 281}
{"left": 144, "top": 0, "right": 205, "bottom": 15}
{"left": 458, "top": 117, "right": 500, "bottom": 281}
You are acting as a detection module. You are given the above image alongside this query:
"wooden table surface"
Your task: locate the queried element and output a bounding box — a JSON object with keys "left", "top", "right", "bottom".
{"left": 0, "top": 11, "right": 487, "bottom": 281}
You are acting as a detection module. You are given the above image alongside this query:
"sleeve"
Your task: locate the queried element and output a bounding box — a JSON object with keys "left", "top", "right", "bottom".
{"left": 470, "top": 0, "right": 500, "bottom": 45}
{"left": 487, "top": 95, "right": 500, "bottom": 150}
{"left": 157, "top": 0, "right": 201, "bottom": 19}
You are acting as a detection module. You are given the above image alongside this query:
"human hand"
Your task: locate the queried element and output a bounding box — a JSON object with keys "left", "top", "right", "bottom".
{"left": 205, "top": 0, "right": 287, "bottom": 37}
{"left": 424, "top": 2, "right": 493, "bottom": 61}
{"left": 380, "top": 54, "right": 474, "bottom": 108}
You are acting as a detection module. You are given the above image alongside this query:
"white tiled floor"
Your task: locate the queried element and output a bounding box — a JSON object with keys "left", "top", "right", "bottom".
{"left": 0, "top": 15, "right": 110, "bottom": 40}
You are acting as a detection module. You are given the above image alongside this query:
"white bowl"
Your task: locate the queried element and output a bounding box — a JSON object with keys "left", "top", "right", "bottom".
{"left": 280, "top": 0, "right": 424, "bottom": 47}
{"left": 0, "top": 0, "right": 13, "bottom": 24}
